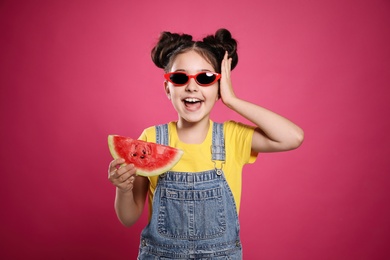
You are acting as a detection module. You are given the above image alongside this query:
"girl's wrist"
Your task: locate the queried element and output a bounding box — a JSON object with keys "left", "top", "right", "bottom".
{"left": 117, "top": 187, "right": 133, "bottom": 196}
{"left": 222, "top": 94, "right": 238, "bottom": 109}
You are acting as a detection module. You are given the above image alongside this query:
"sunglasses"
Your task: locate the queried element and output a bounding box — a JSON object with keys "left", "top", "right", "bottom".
{"left": 164, "top": 72, "right": 221, "bottom": 86}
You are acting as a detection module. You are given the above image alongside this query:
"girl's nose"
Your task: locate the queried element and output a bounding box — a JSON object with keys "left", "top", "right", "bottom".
{"left": 185, "top": 78, "right": 199, "bottom": 92}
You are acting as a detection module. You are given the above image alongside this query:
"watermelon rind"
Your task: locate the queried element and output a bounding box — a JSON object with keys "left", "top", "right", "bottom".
{"left": 108, "top": 135, "right": 121, "bottom": 161}
{"left": 107, "top": 135, "right": 183, "bottom": 177}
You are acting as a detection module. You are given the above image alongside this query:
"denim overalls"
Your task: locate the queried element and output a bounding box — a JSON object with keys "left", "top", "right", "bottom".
{"left": 138, "top": 123, "right": 242, "bottom": 259}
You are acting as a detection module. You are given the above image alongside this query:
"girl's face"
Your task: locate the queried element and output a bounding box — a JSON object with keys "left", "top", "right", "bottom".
{"left": 165, "top": 50, "right": 219, "bottom": 125}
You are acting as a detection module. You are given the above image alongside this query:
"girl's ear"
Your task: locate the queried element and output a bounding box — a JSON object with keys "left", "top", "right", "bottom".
{"left": 164, "top": 81, "right": 171, "bottom": 100}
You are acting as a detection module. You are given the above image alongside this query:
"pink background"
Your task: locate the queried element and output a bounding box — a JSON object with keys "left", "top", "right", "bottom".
{"left": 1, "top": 0, "right": 389, "bottom": 259}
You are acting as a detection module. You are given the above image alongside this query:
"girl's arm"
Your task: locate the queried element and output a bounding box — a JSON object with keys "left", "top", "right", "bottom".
{"left": 108, "top": 159, "right": 149, "bottom": 227}
{"left": 220, "top": 52, "right": 304, "bottom": 153}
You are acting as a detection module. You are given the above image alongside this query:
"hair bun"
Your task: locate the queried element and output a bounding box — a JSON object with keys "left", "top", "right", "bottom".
{"left": 203, "top": 28, "right": 238, "bottom": 70}
{"left": 151, "top": 32, "right": 193, "bottom": 69}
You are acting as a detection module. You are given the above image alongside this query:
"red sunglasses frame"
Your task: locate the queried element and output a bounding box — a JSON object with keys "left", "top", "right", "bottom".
{"left": 164, "top": 72, "right": 221, "bottom": 86}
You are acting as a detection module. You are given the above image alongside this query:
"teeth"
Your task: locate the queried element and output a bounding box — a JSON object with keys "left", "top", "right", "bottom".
{"left": 184, "top": 98, "right": 200, "bottom": 103}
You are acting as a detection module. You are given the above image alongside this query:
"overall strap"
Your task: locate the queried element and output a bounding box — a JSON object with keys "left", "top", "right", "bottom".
{"left": 155, "top": 124, "right": 169, "bottom": 146}
{"left": 211, "top": 122, "right": 226, "bottom": 161}
{"left": 211, "top": 122, "right": 226, "bottom": 175}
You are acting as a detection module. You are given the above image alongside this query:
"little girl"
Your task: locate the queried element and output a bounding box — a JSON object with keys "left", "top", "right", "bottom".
{"left": 108, "top": 28, "right": 304, "bottom": 259}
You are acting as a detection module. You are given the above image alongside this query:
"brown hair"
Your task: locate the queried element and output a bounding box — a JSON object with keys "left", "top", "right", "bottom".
{"left": 151, "top": 28, "right": 238, "bottom": 73}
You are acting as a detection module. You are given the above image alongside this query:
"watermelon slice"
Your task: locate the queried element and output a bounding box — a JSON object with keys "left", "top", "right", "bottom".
{"left": 108, "top": 135, "right": 183, "bottom": 177}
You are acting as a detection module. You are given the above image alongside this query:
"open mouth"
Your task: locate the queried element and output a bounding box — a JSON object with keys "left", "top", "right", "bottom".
{"left": 183, "top": 98, "right": 203, "bottom": 109}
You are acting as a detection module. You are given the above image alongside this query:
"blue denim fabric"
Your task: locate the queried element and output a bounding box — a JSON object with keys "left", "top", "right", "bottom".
{"left": 138, "top": 123, "right": 242, "bottom": 259}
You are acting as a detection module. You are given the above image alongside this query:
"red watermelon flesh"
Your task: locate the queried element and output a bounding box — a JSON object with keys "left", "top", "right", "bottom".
{"left": 108, "top": 135, "right": 183, "bottom": 177}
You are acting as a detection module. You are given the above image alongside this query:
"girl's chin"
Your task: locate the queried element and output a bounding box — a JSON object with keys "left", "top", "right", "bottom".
{"left": 178, "top": 113, "right": 210, "bottom": 124}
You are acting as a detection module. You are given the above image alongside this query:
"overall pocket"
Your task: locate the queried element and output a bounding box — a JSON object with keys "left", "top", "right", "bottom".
{"left": 157, "top": 186, "right": 226, "bottom": 240}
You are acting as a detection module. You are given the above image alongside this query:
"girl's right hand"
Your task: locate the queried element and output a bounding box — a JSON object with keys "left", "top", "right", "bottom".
{"left": 219, "top": 51, "right": 237, "bottom": 108}
{"left": 108, "top": 158, "right": 137, "bottom": 193}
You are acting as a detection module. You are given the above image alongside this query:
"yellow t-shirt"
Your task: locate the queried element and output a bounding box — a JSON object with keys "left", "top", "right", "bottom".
{"left": 138, "top": 120, "right": 257, "bottom": 217}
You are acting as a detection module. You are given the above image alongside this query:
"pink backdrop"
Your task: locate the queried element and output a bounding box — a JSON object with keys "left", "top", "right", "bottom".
{"left": 1, "top": 0, "right": 389, "bottom": 259}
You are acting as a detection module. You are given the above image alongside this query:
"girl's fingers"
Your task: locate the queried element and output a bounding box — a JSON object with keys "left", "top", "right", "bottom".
{"left": 117, "top": 175, "right": 136, "bottom": 191}
{"left": 219, "top": 51, "right": 236, "bottom": 106}
{"left": 108, "top": 158, "right": 125, "bottom": 173}
{"left": 222, "top": 51, "right": 231, "bottom": 76}
{"left": 108, "top": 159, "right": 137, "bottom": 191}
{"left": 108, "top": 161, "right": 136, "bottom": 182}
{"left": 117, "top": 164, "right": 135, "bottom": 176}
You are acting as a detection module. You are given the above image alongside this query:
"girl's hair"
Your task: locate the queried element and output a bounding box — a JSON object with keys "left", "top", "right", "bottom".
{"left": 151, "top": 28, "right": 238, "bottom": 73}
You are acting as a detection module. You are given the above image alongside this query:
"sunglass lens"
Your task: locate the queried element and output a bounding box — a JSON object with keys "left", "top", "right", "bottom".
{"left": 196, "top": 72, "right": 216, "bottom": 85}
{"left": 169, "top": 73, "right": 188, "bottom": 85}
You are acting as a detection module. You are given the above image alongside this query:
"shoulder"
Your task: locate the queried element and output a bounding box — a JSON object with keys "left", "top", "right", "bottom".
{"left": 223, "top": 120, "right": 258, "bottom": 163}
{"left": 223, "top": 120, "right": 256, "bottom": 136}
{"left": 138, "top": 122, "right": 175, "bottom": 142}
{"left": 138, "top": 125, "right": 156, "bottom": 142}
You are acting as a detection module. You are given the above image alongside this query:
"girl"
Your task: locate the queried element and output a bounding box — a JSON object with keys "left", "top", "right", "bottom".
{"left": 108, "top": 28, "right": 304, "bottom": 259}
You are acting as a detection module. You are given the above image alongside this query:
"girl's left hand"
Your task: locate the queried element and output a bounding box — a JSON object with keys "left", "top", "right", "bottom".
{"left": 219, "top": 51, "right": 236, "bottom": 107}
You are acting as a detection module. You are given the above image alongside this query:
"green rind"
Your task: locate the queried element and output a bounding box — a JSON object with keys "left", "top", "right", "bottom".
{"left": 107, "top": 134, "right": 183, "bottom": 177}
{"left": 108, "top": 135, "right": 121, "bottom": 160}
{"left": 135, "top": 149, "right": 184, "bottom": 177}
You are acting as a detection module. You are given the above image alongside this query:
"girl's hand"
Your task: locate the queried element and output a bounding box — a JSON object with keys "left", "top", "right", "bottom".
{"left": 219, "top": 51, "right": 237, "bottom": 107}
{"left": 108, "top": 158, "right": 137, "bottom": 193}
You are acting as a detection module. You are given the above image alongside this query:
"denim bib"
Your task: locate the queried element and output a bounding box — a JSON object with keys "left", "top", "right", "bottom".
{"left": 138, "top": 123, "right": 242, "bottom": 259}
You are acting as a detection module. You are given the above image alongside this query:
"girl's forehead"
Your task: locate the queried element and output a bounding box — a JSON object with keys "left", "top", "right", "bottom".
{"left": 171, "top": 51, "right": 214, "bottom": 72}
